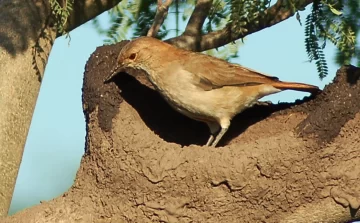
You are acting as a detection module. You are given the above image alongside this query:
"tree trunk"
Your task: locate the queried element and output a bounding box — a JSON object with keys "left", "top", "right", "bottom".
{"left": 2, "top": 42, "right": 359, "bottom": 222}
{"left": 0, "top": 0, "right": 121, "bottom": 216}
{"left": 0, "top": 0, "right": 55, "bottom": 216}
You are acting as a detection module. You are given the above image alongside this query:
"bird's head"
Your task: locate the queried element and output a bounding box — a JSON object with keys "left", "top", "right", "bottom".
{"left": 104, "top": 37, "right": 161, "bottom": 83}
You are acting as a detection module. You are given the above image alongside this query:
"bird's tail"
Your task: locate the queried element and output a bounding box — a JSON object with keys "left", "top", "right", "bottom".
{"left": 271, "top": 81, "right": 321, "bottom": 94}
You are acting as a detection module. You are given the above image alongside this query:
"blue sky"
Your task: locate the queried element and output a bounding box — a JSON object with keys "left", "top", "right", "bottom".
{"left": 9, "top": 6, "right": 340, "bottom": 214}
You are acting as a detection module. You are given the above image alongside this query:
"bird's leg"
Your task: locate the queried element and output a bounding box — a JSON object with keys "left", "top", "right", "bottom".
{"left": 205, "top": 135, "right": 214, "bottom": 146}
{"left": 210, "top": 128, "right": 229, "bottom": 147}
{"left": 210, "top": 119, "right": 230, "bottom": 147}
{"left": 205, "top": 122, "right": 220, "bottom": 146}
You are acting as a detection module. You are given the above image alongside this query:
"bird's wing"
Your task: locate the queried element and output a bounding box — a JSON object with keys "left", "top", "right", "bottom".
{"left": 182, "top": 52, "right": 279, "bottom": 90}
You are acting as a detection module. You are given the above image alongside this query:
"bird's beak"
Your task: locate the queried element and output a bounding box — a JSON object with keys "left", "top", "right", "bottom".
{"left": 104, "top": 63, "right": 125, "bottom": 83}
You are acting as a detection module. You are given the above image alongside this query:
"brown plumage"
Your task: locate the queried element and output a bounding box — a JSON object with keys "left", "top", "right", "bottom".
{"left": 105, "top": 37, "right": 320, "bottom": 147}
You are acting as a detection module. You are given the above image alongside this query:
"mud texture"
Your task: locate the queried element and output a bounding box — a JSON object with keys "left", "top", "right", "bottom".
{"left": 80, "top": 46, "right": 360, "bottom": 223}
{"left": 78, "top": 43, "right": 360, "bottom": 222}
{"left": 296, "top": 65, "right": 360, "bottom": 144}
{"left": 83, "top": 42, "right": 359, "bottom": 147}
{"left": 82, "top": 41, "right": 325, "bottom": 147}
{"left": 4, "top": 43, "right": 360, "bottom": 223}
{"left": 82, "top": 41, "right": 129, "bottom": 133}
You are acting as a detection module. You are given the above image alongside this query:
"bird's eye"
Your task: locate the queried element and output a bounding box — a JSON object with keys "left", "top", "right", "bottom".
{"left": 129, "top": 53, "right": 137, "bottom": 60}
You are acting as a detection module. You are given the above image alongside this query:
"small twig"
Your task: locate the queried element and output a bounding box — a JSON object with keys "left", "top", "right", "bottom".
{"left": 147, "top": 0, "right": 173, "bottom": 37}
{"left": 183, "top": 0, "right": 212, "bottom": 36}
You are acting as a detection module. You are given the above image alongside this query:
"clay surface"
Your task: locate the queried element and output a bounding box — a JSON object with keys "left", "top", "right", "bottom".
{"left": 81, "top": 42, "right": 360, "bottom": 222}
{"left": 3, "top": 42, "right": 360, "bottom": 223}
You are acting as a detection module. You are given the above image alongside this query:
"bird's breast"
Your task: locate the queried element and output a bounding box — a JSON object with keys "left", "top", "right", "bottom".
{"left": 146, "top": 70, "right": 217, "bottom": 122}
{"left": 145, "top": 69, "right": 281, "bottom": 123}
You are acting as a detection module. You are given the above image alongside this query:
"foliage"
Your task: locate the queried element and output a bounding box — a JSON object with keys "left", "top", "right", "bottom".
{"left": 92, "top": 0, "right": 168, "bottom": 45}
{"left": 91, "top": 0, "right": 359, "bottom": 78}
{"left": 203, "top": 0, "right": 243, "bottom": 60}
{"left": 332, "top": 0, "right": 360, "bottom": 67}
{"left": 92, "top": 0, "right": 241, "bottom": 60}
{"left": 31, "top": 0, "right": 74, "bottom": 82}
{"left": 49, "top": 0, "right": 74, "bottom": 37}
{"left": 305, "top": 0, "right": 358, "bottom": 79}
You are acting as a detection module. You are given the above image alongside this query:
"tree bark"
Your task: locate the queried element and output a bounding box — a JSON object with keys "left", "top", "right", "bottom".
{"left": 0, "top": 0, "right": 121, "bottom": 216}
{"left": 2, "top": 42, "right": 359, "bottom": 222}
{"left": 0, "top": 0, "right": 55, "bottom": 216}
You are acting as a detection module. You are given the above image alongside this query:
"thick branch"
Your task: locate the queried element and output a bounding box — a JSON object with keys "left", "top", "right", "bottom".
{"left": 147, "top": 0, "right": 173, "bottom": 37}
{"left": 65, "top": 0, "right": 122, "bottom": 33}
{"left": 166, "top": 0, "right": 314, "bottom": 51}
{"left": 183, "top": 0, "right": 213, "bottom": 36}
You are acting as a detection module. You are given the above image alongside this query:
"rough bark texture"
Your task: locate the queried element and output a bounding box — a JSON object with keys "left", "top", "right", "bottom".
{"left": 0, "top": 0, "right": 55, "bottom": 216}
{"left": 66, "top": 0, "right": 122, "bottom": 33}
{"left": 2, "top": 42, "right": 360, "bottom": 223}
{"left": 0, "top": 0, "right": 121, "bottom": 216}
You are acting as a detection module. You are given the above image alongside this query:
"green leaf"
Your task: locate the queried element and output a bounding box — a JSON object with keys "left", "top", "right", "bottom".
{"left": 329, "top": 5, "right": 343, "bottom": 15}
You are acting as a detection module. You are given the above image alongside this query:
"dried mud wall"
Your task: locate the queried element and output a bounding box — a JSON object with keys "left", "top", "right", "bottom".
{"left": 2, "top": 42, "right": 360, "bottom": 223}
{"left": 79, "top": 43, "right": 360, "bottom": 222}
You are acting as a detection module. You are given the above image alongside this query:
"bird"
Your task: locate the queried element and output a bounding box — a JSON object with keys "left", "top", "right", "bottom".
{"left": 105, "top": 37, "right": 320, "bottom": 147}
